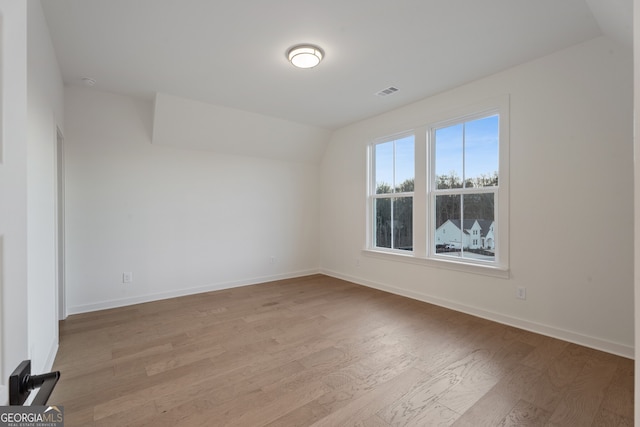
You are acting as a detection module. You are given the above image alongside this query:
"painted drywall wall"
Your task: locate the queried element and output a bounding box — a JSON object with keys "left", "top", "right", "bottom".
{"left": 633, "top": 0, "right": 639, "bottom": 418}
{"left": 0, "top": 0, "right": 28, "bottom": 405}
{"left": 153, "top": 93, "right": 331, "bottom": 163}
{"left": 320, "top": 36, "right": 634, "bottom": 357}
{"left": 26, "top": 0, "right": 64, "bottom": 375}
{"left": 64, "top": 86, "right": 321, "bottom": 313}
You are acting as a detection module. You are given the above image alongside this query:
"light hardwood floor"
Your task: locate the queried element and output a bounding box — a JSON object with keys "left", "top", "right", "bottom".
{"left": 50, "top": 274, "right": 633, "bottom": 426}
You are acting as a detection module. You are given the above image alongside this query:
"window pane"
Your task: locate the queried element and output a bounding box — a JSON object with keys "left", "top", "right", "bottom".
{"left": 435, "top": 124, "right": 463, "bottom": 189}
{"left": 462, "top": 193, "right": 495, "bottom": 261}
{"left": 464, "top": 115, "right": 499, "bottom": 188}
{"left": 395, "top": 136, "right": 414, "bottom": 193}
{"left": 434, "top": 194, "right": 462, "bottom": 254}
{"left": 393, "top": 197, "right": 412, "bottom": 251}
{"left": 375, "top": 198, "right": 391, "bottom": 248}
{"left": 375, "top": 142, "right": 393, "bottom": 194}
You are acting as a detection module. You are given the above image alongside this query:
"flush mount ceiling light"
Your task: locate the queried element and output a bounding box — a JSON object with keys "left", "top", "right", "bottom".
{"left": 287, "top": 44, "right": 324, "bottom": 69}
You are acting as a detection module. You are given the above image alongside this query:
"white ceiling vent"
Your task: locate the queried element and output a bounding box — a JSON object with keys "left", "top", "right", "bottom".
{"left": 375, "top": 86, "right": 399, "bottom": 97}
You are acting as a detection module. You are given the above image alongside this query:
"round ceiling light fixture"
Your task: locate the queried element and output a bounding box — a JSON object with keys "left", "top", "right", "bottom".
{"left": 287, "top": 44, "right": 324, "bottom": 69}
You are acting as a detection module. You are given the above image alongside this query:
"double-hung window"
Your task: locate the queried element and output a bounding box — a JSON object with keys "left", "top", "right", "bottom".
{"left": 432, "top": 113, "right": 499, "bottom": 262}
{"left": 367, "top": 97, "right": 509, "bottom": 274}
{"left": 371, "top": 134, "right": 415, "bottom": 252}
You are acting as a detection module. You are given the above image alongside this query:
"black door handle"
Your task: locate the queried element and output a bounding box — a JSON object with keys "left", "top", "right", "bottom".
{"left": 9, "top": 360, "right": 61, "bottom": 406}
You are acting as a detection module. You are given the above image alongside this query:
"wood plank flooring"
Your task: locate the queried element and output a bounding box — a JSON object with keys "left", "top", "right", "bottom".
{"left": 50, "top": 274, "right": 633, "bottom": 426}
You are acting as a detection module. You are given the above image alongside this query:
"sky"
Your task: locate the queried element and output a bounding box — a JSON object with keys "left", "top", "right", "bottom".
{"left": 435, "top": 114, "right": 499, "bottom": 182}
{"left": 375, "top": 135, "right": 414, "bottom": 190}
{"left": 375, "top": 114, "right": 499, "bottom": 190}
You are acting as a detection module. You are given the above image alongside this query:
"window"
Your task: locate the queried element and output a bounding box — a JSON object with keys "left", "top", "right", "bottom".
{"left": 367, "top": 97, "right": 509, "bottom": 274}
{"left": 371, "top": 134, "right": 414, "bottom": 251}
{"left": 432, "top": 114, "right": 498, "bottom": 262}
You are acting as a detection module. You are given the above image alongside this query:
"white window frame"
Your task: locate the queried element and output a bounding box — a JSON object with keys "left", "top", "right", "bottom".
{"left": 365, "top": 95, "right": 509, "bottom": 278}
{"left": 367, "top": 132, "right": 415, "bottom": 254}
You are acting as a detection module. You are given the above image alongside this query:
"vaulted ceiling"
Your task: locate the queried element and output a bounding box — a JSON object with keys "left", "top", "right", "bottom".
{"left": 41, "top": 0, "right": 632, "bottom": 130}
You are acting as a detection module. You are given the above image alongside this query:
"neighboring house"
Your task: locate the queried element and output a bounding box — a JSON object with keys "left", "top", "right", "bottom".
{"left": 435, "top": 219, "right": 495, "bottom": 250}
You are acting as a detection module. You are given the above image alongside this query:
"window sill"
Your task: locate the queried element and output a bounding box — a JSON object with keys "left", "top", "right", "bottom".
{"left": 361, "top": 249, "right": 510, "bottom": 279}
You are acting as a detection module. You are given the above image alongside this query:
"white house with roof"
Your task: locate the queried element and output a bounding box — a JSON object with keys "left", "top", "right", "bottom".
{"left": 435, "top": 219, "right": 495, "bottom": 250}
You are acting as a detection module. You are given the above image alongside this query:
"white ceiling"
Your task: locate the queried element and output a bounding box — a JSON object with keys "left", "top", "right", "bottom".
{"left": 41, "top": 0, "right": 632, "bottom": 130}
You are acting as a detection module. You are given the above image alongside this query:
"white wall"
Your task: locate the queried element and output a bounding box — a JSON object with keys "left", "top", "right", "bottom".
{"left": 320, "top": 36, "right": 634, "bottom": 357}
{"left": 153, "top": 93, "right": 330, "bottom": 163}
{"left": 64, "top": 86, "right": 322, "bottom": 313}
{"left": 633, "top": 0, "right": 639, "bottom": 420}
{"left": 0, "top": 0, "right": 28, "bottom": 405}
{"left": 26, "top": 0, "right": 64, "bottom": 375}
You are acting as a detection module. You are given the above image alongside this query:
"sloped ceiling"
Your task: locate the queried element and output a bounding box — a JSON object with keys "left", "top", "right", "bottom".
{"left": 41, "top": 0, "right": 631, "bottom": 130}
{"left": 585, "top": 0, "right": 632, "bottom": 48}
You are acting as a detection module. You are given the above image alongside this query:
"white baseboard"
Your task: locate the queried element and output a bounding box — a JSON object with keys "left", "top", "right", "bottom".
{"left": 321, "top": 269, "right": 634, "bottom": 359}
{"left": 66, "top": 268, "right": 632, "bottom": 359}
{"left": 67, "top": 269, "right": 321, "bottom": 315}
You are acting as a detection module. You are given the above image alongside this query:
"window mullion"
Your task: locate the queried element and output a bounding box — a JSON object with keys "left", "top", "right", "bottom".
{"left": 460, "top": 123, "right": 465, "bottom": 256}
{"left": 460, "top": 193, "right": 465, "bottom": 257}
{"left": 413, "top": 127, "right": 427, "bottom": 257}
{"left": 391, "top": 141, "right": 396, "bottom": 249}
{"left": 462, "top": 122, "right": 466, "bottom": 186}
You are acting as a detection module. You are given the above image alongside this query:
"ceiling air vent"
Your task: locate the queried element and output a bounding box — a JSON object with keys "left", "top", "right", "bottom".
{"left": 375, "top": 86, "right": 399, "bottom": 97}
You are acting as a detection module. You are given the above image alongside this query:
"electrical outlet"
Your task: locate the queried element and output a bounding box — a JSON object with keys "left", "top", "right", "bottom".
{"left": 123, "top": 272, "right": 133, "bottom": 284}
{"left": 516, "top": 286, "right": 526, "bottom": 300}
